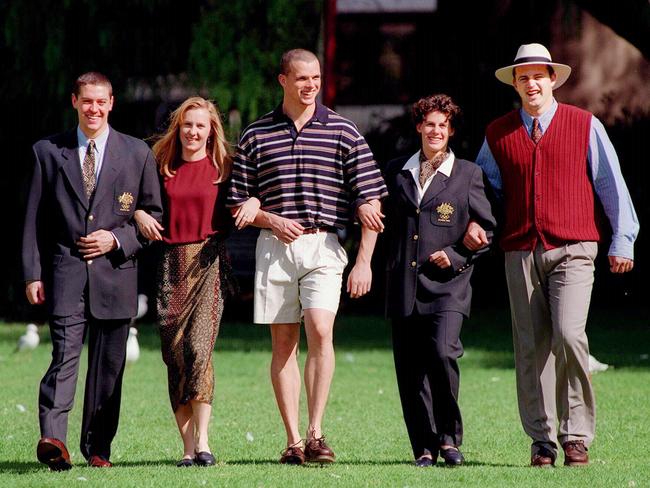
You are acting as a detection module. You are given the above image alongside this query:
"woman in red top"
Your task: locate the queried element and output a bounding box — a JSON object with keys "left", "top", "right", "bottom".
{"left": 135, "top": 97, "right": 258, "bottom": 467}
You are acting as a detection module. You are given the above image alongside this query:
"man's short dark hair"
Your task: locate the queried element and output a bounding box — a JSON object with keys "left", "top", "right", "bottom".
{"left": 73, "top": 72, "right": 113, "bottom": 96}
{"left": 279, "top": 49, "right": 319, "bottom": 75}
{"left": 411, "top": 94, "right": 462, "bottom": 128}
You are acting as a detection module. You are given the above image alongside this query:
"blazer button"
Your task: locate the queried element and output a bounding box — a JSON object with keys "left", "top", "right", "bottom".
{"left": 88, "top": 214, "right": 94, "bottom": 221}
{"left": 416, "top": 208, "right": 421, "bottom": 215}
{"left": 87, "top": 260, "right": 93, "bottom": 265}
{"left": 411, "top": 261, "right": 417, "bottom": 268}
{"left": 413, "top": 234, "right": 419, "bottom": 241}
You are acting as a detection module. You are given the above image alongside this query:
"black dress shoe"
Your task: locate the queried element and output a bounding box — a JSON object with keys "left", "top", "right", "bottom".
{"left": 415, "top": 456, "right": 434, "bottom": 467}
{"left": 194, "top": 451, "right": 216, "bottom": 466}
{"left": 440, "top": 447, "right": 464, "bottom": 466}
{"left": 176, "top": 457, "right": 194, "bottom": 467}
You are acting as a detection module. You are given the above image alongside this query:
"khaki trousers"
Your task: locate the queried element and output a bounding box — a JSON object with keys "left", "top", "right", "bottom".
{"left": 505, "top": 242, "right": 597, "bottom": 457}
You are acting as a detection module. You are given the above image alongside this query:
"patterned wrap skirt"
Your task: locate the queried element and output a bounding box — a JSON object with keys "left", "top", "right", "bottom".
{"left": 156, "top": 236, "right": 235, "bottom": 412}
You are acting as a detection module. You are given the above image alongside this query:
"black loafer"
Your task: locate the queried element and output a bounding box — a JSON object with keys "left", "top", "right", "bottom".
{"left": 194, "top": 451, "right": 216, "bottom": 466}
{"left": 176, "top": 457, "right": 194, "bottom": 467}
{"left": 415, "top": 456, "right": 434, "bottom": 467}
{"left": 440, "top": 447, "right": 464, "bottom": 466}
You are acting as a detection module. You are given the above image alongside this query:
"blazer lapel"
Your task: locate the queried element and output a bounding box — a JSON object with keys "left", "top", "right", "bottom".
{"left": 420, "top": 172, "right": 448, "bottom": 208}
{"left": 90, "top": 129, "right": 122, "bottom": 210}
{"left": 59, "top": 130, "right": 89, "bottom": 210}
{"left": 396, "top": 170, "right": 419, "bottom": 208}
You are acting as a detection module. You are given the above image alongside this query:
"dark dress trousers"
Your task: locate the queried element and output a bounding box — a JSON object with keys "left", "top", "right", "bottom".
{"left": 384, "top": 153, "right": 495, "bottom": 458}
{"left": 22, "top": 127, "right": 162, "bottom": 460}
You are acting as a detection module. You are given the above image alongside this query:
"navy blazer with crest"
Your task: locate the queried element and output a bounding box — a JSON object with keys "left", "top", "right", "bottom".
{"left": 383, "top": 152, "right": 496, "bottom": 319}
{"left": 22, "top": 127, "right": 163, "bottom": 319}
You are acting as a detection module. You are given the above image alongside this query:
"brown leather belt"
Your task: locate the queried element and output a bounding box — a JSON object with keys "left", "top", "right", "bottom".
{"left": 303, "top": 226, "right": 337, "bottom": 235}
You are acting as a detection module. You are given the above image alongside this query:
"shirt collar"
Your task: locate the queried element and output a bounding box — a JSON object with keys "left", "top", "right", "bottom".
{"left": 77, "top": 125, "right": 110, "bottom": 152}
{"left": 519, "top": 98, "right": 558, "bottom": 133}
{"left": 403, "top": 149, "right": 455, "bottom": 177}
{"left": 272, "top": 101, "right": 329, "bottom": 125}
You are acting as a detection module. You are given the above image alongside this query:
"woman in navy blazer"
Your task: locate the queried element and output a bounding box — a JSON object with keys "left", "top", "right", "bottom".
{"left": 383, "top": 94, "right": 496, "bottom": 467}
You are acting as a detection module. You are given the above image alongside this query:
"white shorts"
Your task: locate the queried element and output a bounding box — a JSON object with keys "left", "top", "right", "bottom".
{"left": 254, "top": 229, "right": 348, "bottom": 324}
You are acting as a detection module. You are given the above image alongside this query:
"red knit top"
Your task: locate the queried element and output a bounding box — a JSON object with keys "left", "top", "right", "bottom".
{"left": 162, "top": 156, "right": 230, "bottom": 244}
{"left": 486, "top": 104, "right": 603, "bottom": 251}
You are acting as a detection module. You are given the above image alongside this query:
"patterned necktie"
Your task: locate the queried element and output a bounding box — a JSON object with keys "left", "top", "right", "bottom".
{"left": 531, "top": 118, "right": 542, "bottom": 144}
{"left": 82, "top": 139, "right": 96, "bottom": 199}
{"left": 419, "top": 151, "right": 448, "bottom": 187}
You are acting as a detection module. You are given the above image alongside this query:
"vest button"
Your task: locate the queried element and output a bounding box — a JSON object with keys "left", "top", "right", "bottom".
{"left": 88, "top": 215, "right": 94, "bottom": 221}
{"left": 416, "top": 208, "right": 420, "bottom": 215}
{"left": 411, "top": 261, "right": 417, "bottom": 268}
{"left": 413, "top": 234, "right": 419, "bottom": 241}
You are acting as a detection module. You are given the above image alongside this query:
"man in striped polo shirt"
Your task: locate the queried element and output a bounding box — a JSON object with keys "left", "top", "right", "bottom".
{"left": 228, "top": 49, "right": 387, "bottom": 465}
{"left": 467, "top": 43, "right": 639, "bottom": 468}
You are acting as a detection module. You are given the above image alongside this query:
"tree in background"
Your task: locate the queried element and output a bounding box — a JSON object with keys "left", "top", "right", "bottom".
{"left": 188, "top": 0, "right": 321, "bottom": 130}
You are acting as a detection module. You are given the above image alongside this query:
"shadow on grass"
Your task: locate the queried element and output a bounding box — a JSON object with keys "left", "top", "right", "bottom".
{"left": 151, "top": 458, "right": 523, "bottom": 468}
{"left": 0, "top": 460, "right": 184, "bottom": 473}
{"left": 0, "top": 459, "right": 521, "bottom": 472}
{"left": 0, "top": 461, "right": 42, "bottom": 474}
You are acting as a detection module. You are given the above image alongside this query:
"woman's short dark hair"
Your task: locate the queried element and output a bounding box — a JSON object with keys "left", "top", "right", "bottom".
{"left": 411, "top": 94, "right": 462, "bottom": 128}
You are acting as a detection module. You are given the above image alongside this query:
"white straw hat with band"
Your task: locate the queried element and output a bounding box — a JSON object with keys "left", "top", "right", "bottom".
{"left": 495, "top": 43, "right": 571, "bottom": 89}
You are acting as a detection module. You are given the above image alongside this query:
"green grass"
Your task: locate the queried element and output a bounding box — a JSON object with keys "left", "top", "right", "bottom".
{"left": 0, "top": 307, "right": 649, "bottom": 487}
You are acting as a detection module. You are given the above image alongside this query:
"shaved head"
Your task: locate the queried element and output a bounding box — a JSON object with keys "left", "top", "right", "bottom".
{"left": 280, "top": 49, "right": 319, "bottom": 75}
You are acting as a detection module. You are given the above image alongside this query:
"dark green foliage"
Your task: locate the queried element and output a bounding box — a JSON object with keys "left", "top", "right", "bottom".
{"left": 188, "top": 0, "right": 322, "bottom": 125}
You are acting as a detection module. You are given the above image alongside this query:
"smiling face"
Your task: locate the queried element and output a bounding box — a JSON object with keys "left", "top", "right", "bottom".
{"left": 179, "top": 107, "right": 211, "bottom": 161}
{"left": 71, "top": 84, "right": 113, "bottom": 138}
{"left": 279, "top": 59, "right": 321, "bottom": 109}
{"left": 513, "top": 64, "right": 557, "bottom": 116}
{"left": 416, "top": 110, "right": 454, "bottom": 160}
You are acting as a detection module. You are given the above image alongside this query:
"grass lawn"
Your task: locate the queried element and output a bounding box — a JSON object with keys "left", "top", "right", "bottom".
{"left": 0, "top": 307, "right": 648, "bottom": 487}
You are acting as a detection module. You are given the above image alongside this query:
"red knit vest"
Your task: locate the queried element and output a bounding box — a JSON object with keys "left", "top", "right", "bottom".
{"left": 486, "top": 103, "right": 602, "bottom": 251}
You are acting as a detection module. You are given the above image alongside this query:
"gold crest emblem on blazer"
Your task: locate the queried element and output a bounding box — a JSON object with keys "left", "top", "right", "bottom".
{"left": 436, "top": 202, "right": 454, "bottom": 223}
{"left": 117, "top": 192, "right": 134, "bottom": 212}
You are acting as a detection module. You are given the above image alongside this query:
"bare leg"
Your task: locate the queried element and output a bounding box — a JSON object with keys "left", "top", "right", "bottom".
{"left": 174, "top": 403, "right": 195, "bottom": 459}
{"left": 191, "top": 400, "right": 212, "bottom": 453}
{"left": 270, "top": 323, "right": 302, "bottom": 446}
{"left": 303, "top": 308, "right": 336, "bottom": 439}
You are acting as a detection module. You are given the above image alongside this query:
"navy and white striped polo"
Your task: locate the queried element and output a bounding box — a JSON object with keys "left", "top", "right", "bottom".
{"left": 228, "top": 102, "right": 387, "bottom": 230}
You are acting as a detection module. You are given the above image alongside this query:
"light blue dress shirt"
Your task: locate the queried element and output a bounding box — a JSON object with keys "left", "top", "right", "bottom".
{"left": 77, "top": 125, "right": 110, "bottom": 181}
{"left": 475, "top": 99, "right": 639, "bottom": 259}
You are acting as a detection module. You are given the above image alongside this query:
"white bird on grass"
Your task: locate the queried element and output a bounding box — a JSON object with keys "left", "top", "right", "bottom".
{"left": 135, "top": 294, "right": 148, "bottom": 320}
{"left": 126, "top": 327, "right": 140, "bottom": 364}
{"left": 126, "top": 294, "right": 148, "bottom": 365}
{"left": 588, "top": 354, "right": 610, "bottom": 373}
{"left": 16, "top": 323, "right": 39, "bottom": 352}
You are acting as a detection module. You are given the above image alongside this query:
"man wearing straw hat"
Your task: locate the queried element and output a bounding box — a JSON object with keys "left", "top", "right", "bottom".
{"left": 466, "top": 43, "right": 639, "bottom": 467}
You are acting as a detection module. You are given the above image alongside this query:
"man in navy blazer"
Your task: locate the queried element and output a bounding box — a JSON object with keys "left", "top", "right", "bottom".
{"left": 22, "top": 72, "right": 162, "bottom": 470}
